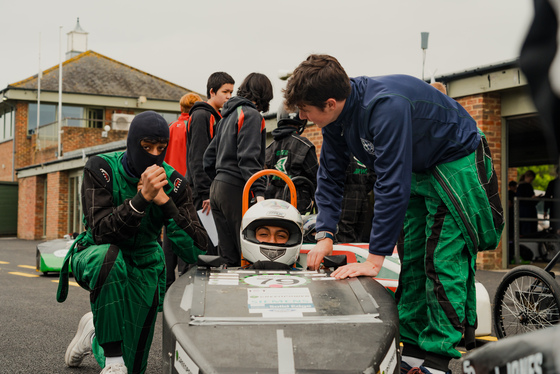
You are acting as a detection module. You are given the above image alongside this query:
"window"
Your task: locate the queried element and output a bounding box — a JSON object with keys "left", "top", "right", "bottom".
{"left": 0, "top": 106, "right": 14, "bottom": 141}
{"left": 28, "top": 103, "right": 105, "bottom": 133}
{"left": 158, "top": 111, "right": 179, "bottom": 125}
{"left": 87, "top": 108, "right": 104, "bottom": 128}
{"left": 68, "top": 172, "right": 84, "bottom": 234}
{"left": 62, "top": 106, "right": 84, "bottom": 127}
{"left": 28, "top": 103, "right": 56, "bottom": 135}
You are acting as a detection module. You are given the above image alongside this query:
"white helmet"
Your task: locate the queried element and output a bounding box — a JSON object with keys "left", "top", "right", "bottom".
{"left": 241, "top": 199, "right": 303, "bottom": 265}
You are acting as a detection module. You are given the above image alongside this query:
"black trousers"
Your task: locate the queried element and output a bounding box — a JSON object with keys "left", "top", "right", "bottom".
{"left": 209, "top": 179, "right": 243, "bottom": 267}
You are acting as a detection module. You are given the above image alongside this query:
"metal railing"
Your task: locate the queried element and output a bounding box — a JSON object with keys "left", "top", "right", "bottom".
{"left": 34, "top": 118, "right": 111, "bottom": 150}
{"left": 512, "top": 196, "right": 560, "bottom": 264}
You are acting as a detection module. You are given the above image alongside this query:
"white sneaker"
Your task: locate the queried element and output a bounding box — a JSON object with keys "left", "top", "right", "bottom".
{"left": 100, "top": 362, "right": 128, "bottom": 373}
{"left": 65, "top": 312, "right": 95, "bottom": 367}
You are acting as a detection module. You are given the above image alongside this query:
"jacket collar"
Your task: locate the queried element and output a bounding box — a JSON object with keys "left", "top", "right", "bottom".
{"left": 330, "top": 79, "right": 358, "bottom": 129}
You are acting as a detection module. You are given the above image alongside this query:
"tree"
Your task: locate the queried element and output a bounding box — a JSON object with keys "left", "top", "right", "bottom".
{"left": 518, "top": 165, "right": 556, "bottom": 191}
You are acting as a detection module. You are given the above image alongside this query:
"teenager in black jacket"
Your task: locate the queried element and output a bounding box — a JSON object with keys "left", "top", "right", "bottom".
{"left": 265, "top": 105, "right": 318, "bottom": 214}
{"left": 187, "top": 72, "right": 234, "bottom": 213}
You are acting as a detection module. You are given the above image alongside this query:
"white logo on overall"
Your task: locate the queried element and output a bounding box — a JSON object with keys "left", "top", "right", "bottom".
{"left": 275, "top": 157, "right": 287, "bottom": 174}
{"left": 361, "top": 138, "right": 375, "bottom": 155}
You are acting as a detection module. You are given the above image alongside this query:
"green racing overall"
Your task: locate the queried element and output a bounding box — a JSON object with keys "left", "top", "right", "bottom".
{"left": 397, "top": 134, "right": 504, "bottom": 361}
{"left": 57, "top": 151, "right": 206, "bottom": 373}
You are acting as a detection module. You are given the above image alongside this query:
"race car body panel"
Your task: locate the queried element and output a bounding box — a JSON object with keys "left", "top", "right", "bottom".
{"left": 163, "top": 265, "right": 400, "bottom": 373}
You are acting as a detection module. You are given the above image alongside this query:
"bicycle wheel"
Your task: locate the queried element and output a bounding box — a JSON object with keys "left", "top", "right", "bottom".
{"left": 493, "top": 265, "right": 560, "bottom": 339}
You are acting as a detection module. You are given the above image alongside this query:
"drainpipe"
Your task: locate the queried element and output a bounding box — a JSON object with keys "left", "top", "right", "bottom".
{"left": 37, "top": 32, "right": 41, "bottom": 149}
{"left": 58, "top": 26, "right": 63, "bottom": 159}
{"left": 11, "top": 103, "right": 15, "bottom": 182}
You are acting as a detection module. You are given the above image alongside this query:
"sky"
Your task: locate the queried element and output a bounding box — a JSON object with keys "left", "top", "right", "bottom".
{"left": 0, "top": 0, "right": 534, "bottom": 113}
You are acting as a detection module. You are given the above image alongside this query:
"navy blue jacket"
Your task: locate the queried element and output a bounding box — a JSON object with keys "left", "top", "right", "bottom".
{"left": 316, "top": 75, "right": 480, "bottom": 256}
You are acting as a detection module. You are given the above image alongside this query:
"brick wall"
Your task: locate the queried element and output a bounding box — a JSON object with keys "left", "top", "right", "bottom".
{"left": 11, "top": 101, "right": 59, "bottom": 167}
{"left": 62, "top": 127, "right": 128, "bottom": 154}
{"left": 458, "top": 93, "right": 504, "bottom": 269}
{"left": 0, "top": 140, "right": 14, "bottom": 181}
{"left": 304, "top": 124, "right": 323, "bottom": 160}
{"left": 17, "top": 175, "right": 45, "bottom": 239}
{"left": 45, "top": 171, "right": 69, "bottom": 239}
{"left": 14, "top": 102, "right": 34, "bottom": 170}
{"left": 507, "top": 168, "right": 519, "bottom": 184}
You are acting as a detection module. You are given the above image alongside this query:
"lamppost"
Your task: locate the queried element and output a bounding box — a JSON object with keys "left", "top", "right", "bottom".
{"left": 421, "top": 32, "right": 429, "bottom": 81}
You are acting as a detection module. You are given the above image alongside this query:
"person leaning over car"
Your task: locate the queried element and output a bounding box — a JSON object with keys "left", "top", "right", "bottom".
{"left": 283, "top": 54, "right": 504, "bottom": 374}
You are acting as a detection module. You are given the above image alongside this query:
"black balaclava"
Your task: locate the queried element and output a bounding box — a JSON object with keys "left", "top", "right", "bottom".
{"left": 124, "top": 111, "right": 170, "bottom": 178}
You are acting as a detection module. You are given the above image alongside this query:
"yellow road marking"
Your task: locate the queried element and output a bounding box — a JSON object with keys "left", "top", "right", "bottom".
{"left": 18, "top": 265, "right": 36, "bottom": 270}
{"left": 400, "top": 341, "right": 471, "bottom": 355}
{"left": 476, "top": 335, "right": 498, "bottom": 342}
{"left": 9, "top": 272, "right": 39, "bottom": 278}
{"left": 51, "top": 280, "right": 80, "bottom": 287}
{"left": 0, "top": 261, "right": 9, "bottom": 264}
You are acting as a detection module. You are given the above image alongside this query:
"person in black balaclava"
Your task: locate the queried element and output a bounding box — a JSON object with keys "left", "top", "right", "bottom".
{"left": 57, "top": 111, "right": 208, "bottom": 374}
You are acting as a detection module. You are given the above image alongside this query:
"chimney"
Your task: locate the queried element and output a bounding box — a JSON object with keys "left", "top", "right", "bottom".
{"left": 66, "top": 18, "right": 88, "bottom": 59}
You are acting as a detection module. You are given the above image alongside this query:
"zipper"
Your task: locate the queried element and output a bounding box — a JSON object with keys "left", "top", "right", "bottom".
{"left": 431, "top": 167, "right": 478, "bottom": 253}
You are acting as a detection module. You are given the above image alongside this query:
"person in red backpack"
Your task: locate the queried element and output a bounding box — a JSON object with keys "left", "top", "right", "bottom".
{"left": 164, "top": 92, "right": 202, "bottom": 176}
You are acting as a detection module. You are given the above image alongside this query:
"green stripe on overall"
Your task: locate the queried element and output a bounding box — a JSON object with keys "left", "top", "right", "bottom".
{"left": 397, "top": 134, "right": 504, "bottom": 359}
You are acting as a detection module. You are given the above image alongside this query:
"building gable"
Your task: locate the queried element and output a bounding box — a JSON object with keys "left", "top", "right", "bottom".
{"left": 8, "top": 50, "right": 202, "bottom": 101}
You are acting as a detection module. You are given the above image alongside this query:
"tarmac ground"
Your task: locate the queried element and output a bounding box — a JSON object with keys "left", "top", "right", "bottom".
{"left": 1, "top": 237, "right": 558, "bottom": 373}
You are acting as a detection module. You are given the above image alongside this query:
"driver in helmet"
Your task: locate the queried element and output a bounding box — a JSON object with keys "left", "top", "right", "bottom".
{"left": 265, "top": 105, "right": 318, "bottom": 215}
{"left": 240, "top": 199, "right": 303, "bottom": 269}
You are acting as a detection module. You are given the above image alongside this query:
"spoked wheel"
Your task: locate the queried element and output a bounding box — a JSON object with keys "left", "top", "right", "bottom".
{"left": 493, "top": 265, "right": 560, "bottom": 339}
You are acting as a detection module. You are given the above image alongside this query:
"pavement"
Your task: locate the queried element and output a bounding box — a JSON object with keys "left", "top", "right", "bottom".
{"left": 449, "top": 260, "right": 560, "bottom": 373}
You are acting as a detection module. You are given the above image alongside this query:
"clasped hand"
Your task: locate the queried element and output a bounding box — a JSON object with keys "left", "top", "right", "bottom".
{"left": 138, "top": 165, "right": 169, "bottom": 205}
